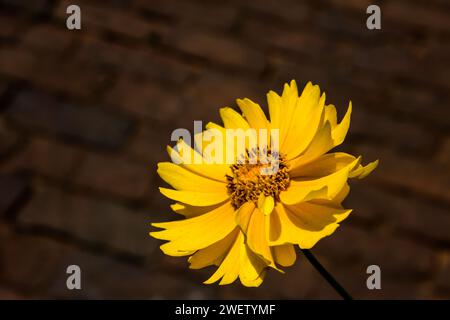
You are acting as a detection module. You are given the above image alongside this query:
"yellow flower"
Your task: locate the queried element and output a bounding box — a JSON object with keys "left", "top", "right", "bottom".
{"left": 151, "top": 80, "right": 378, "bottom": 287}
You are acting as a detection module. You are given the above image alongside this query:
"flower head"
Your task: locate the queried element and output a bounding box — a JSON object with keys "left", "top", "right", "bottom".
{"left": 151, "top": 80, "right": 378, "bottom": 287}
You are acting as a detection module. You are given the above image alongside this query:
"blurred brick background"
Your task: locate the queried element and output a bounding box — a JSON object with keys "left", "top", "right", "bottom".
{"left": 0, "top": 0, "right": 449, "bottom": 299}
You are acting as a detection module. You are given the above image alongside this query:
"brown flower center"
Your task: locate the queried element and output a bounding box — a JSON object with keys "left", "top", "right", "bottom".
{"left": 226, "top": 149, "right": 290, "bottom": 209}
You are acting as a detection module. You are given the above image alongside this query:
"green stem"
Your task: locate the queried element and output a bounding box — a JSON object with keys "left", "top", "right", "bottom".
{"left": 301, "top": 249, "right": 353, "bottom": 300}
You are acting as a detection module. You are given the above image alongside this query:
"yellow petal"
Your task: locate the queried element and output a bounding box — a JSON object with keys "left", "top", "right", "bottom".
{"left": 167, "top": 141, "right": 230, "bottom": 182}
{"left": 188, "top": 228, "right": 238, "bottom": 269}
{"left": 204, "top": 231, "right": 242, "bottom": 285}
{"left": 288, "top": 202, "right": 351, "bottom": 231}
{"left": 158, "top": 162, "right": 226, "bottom": 192}
{"left": 170, "top": 202, "right": 223, "bottom": 218}
{"left": 193, "top": 122, "right": 224, "bottom": 157}
{"left": 282, "top": 87, "right": 324, "bottom": 160}
{"left": 287, "top": 101, "right": 352, "bottom": 171}
{"left": 324, "top": 104, "right": 337, "bottom": 126}
{"left": 204, "top": 229, "right": 268, "bottom": 287}
{"left": 279, "top": 185, "right": 328, "bottom": 206}
{"left": 205, "top": 119, "right": 255, "bottom": 163}
{"left": 219, "top": 107, "right": 250, "bottom": 129}
{"left": 246, "top": 208, "right": 277, "bottom": 268}
{"left": 311, "top": 183, "right": 350, "bottom": 209}
{"left": 257, "top": 194, "right": 275, "bottom": 216}
{"left": 267, "top": 90, "right": 282, "bottom": 130}
{"left": 349, "top": 159, "right": 379, "bottom": 179}
{"left": 237, "top": 98, "right": 271, "bottom": 148}
{"left": 290, "top": 152, "right": 378, "bottom": 184}
{"left": 239, "top": 241, "right": 267, "bottom": 287}
{"left": 151, "top": 201, "right": 236, "bottom": 254}
{"left": 202, "top": 122, "right": 236, "bottom": 164}
{"left": 331, "top": 182, "right": 350, "bottom": 205}
{"left": 237, "top": 98, "right": 269, "bottom": 130}
{"left": 289, "top": 152, "right": 357, "bottom": 178}
{"left": 272, "top": 244, "right": 296, "bottom": 267}
{"left": 159, "top": 187, "right": 229, "bottom": 206}
{"left": 278, "top": 80, "right": 300, "bottom": 147}
{"left": 235, "top": 201, "right": 255, "bottom": 233}
{"left": 281, "top": 157, "right": 360, "bottom": 205}
{"left": 286, "top": 121, "right": 334, "bottom": 171}
{"left": 268, "top": 202, "right": 351, "bottom": 248}
{"left": 332, "top": 102, "right": 352, "bottom": 146}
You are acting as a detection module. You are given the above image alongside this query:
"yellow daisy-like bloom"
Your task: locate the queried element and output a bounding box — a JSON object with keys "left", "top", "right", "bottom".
{"left": 151, "top": 80, "right": 378, "bottom": 287}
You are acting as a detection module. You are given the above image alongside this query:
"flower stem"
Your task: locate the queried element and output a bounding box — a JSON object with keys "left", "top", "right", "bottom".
{"left": 300, "top": 249, "right": 353, "bottom": 300}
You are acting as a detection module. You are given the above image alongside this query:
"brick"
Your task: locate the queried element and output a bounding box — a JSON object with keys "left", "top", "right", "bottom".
{"left": 272, "top": 32, "right": 417, "bottom": 80}
{"left": 20, "top": 24, "right": 75, "bottom": 57}
{"left": 165, "top": 30, "right": 265, "bottom": 73}
{"left": 0, "top": 116, "right": 19, "bottom": 156}
{"left": 218, "top": 254, "right": 338, "bottom": 299}
{"left": 0, "top": 174, "right": 27, "bottom": 216}
{"left": 0, "top": 225, "right": 66, "bottom": 294}
{"left": 0, "top": 81, "right": 7, "bottom": 98}
{"left": 258, "top": 20, "right": 438, "bottom": 91}
{"left": 384, "top": 1, "right": 450, "bottom": 31}
{"left": 426, "top": 39, "right": 450, "bottom": 66}
{"left": 0, "top": 48, "right": 36, "bottom": 80}
{"left": 0, "top": 49, "right": 112, "bottom": 98}
{"left": 240, "top": 0, "right": 311, "bottom": 26}
{"left": 313, "top": 8, "right": 371, "bottom": 39}
{"left": 220, "top": 226, "right": 435, "bottom": 299}
{"left": 1, "top": 137, "right": 82, "bottom": 179}
{"left": 344, "top": 46, "right": 416, "bottom": 76}
{"left": 323, "top": 0, "right": 375, "bottom": 11}
{"left": 0, "top": 15, "right": 28, "bottom": 40}
{"left": 271, "top": 59, "right": 337, "bottom": 93}
{"left": 47, "top": 255, "right": 215, "bottom": 299}
{"left": 436, "top": 137, "right": 450, "bottom": 167}
{"left": 350, "top": 109, "right": 436, "bottom": 154}
{"left": 270, "top": 57, "right": 384, "bottom": 107}
{"left": 136, "top": 0, "right": 238, "bottom": 31}
{"left": 386, "top": 85, "right": 449, "bottom": 128}
{"left": 435, "top": 251, "right": 450, "bottom": 292}
{"left": 126, "top": 124, "right": 173, "bottom": 165}
{"left": 55, "top": 0, "right": 170, "bottom": 40}
{"left": 125, "top": 125, "right": 175, "bottom": 212}
{"left": 349, "top": 184, "right": 450, "bottom": 243}
{"left": 315, "top": 225, "right": 436, "bottom": 299}
{"left": 6, "top": 91, "right": 134, "bottom": 150}
{"left": 73, "top": 153, "right": 151, "bottom": 199}
{"left": 241, "top": 19, "right": 328, "bottom": 55}
{"left": 0, "top": 228, "right": 216, "bottom": 298}
{"left": 75, "top": 37, "right": 193, "bottom": 85}
{"left": 342, "top": 184, "right": 390, "bottom": 223}
{"left": 104, "top": 77, "right": 182, "bottom": 121}
{"left": 276, "top": 61, "right": 387, "bottom": 109}
{"left": 350, "top": 145, "right": 450, "bottom": 203}
{"left": 317, "top": 225, "right": 435, "bottom": 280}
{"left": 182, "top": 73, "right": 267, "bottom": 127}
{"left": 0, "top": 287, "right": 24, "bottom": 299}
{"left": 18, "top": 185, "right": 155, "bottom": 257}
{"left": 241, "top": 16, "right": 379, "bottom": 62}
{"left": 307, "top": 71, "right": 449, "bottom": 131}
{"left": 0, "top": 0, "right": 48, "bottom": 13}
{"left": 330, "top": 263, "right": 433, "bottom": 299}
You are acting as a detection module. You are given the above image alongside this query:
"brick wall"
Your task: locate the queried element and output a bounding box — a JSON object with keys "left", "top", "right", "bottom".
{"left": 0, "top": 0, "right": 449, "bottom": 299}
